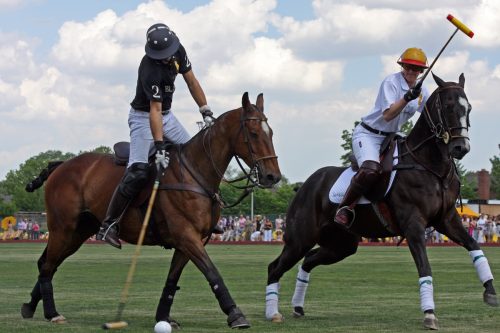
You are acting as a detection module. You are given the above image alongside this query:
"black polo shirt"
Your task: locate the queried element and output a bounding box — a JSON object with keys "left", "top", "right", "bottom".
{"left": 130, "top": 44, "right": 192, "bottom": 112}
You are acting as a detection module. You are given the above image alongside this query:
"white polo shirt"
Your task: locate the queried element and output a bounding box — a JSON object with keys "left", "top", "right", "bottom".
{"left": 361, "top": 71, "right": 429, "bottom": 133}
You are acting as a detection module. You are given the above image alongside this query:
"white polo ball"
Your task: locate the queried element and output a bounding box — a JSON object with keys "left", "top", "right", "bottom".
{"left": 154, "top": 321, "right": 172, "bottom": 333}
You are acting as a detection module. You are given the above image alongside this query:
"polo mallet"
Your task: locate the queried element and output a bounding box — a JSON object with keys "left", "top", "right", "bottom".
{"left": 416, "top": 14, "right": 474, "bottom": 89}
{"left": 102, "top": 168, "right": 163, "bottom": 330}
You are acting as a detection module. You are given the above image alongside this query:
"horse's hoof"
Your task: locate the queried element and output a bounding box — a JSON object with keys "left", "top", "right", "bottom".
{"left": 292, "top": 306, "right": 305, "bottom": 318}
{"left": 227, "top": 307, "right": 250, "bottom": 329}
{"left": 423, "top": 313, "right": 439, "bottom": 330}
{"left": 21, "top": 303, "right": 35, "bottom": 319}
{"left": 48, "top": 315, "right": 67, "bottom": 324}
{"left": 169, "top": 319, "right": 180, "bottom": 330}
{"left": 271, "top": 313, "right": 284, "bottom": 323}
{"left": 483, "top": 292, "right": 499, "bottom": 307}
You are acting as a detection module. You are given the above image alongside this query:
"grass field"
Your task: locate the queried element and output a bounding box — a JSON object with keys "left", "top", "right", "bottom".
{"left": 0, "top": 243, "right": 499, "bottom": 333}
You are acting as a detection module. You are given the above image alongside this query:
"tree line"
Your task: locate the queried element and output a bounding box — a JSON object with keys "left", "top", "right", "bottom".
{"left": 0, "top": 148, "right": 298, "bottom": 217}
{"left": 1, "top": 122, "right": 499, "bottom": 216}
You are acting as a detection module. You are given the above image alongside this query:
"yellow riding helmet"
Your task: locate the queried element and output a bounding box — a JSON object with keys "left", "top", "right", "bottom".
{"left": 397, "top": 47, "right": 428, "bottom": 68}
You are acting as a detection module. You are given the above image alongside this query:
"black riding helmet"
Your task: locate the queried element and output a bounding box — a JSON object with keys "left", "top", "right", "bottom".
{"left": 145, "top": 23, "right": 180, "bottom": 60}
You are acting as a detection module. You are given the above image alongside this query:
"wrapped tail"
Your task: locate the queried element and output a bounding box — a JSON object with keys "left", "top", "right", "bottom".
{"left": 25, "top": 161, "right": 64, "bottom": 192}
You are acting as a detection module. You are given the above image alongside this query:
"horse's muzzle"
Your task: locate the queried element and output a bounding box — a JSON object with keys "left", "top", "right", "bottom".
{"left": 259, "top": 172, "right": 281, "bottom": 188}
{"left": 450, "top": 141, "right": 470, "bottom": 160}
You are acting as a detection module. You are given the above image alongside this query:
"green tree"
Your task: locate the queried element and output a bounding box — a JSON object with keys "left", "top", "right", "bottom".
{"left": 0, "top": 150, "right": 75, "bottom": 211}
{"left": 455, "top": 160, "right": 476, "bottom": 199}
{"left": 340, "top": 120, "right": 414, "bottom": 166}
{"left": 0, "top": 199, "right": 17, "bottom": 216}
{"left": 490, "top": 154, "right": 500, "bottom": 198}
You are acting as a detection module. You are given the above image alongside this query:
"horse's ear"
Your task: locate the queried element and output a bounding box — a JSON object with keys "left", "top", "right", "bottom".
{"left": 242, "top": 92, "right": 250, "bottom": 110}
{"left": 432, "top": 72, "right": 445, "bottom": 87}
{"left": 256, "top": 93, "right": 264, "bottom": 112}
{"left": 459, "top": 73, "right": 465, "bottom": 88}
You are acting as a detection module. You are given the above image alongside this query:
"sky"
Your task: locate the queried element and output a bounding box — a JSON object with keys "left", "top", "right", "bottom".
{"left": 0, "top": 0, "right": 499, "bottom": 184}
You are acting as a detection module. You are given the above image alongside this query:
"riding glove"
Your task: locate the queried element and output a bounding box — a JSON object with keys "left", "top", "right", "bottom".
{"left": 199, "top": 105, "right": 214, "bottom": 127}
{"left": 154, "top": 141, "right": 170, "bottom": 169}
{"left": 403, "top": 85, "right": 422, "bottom": 102}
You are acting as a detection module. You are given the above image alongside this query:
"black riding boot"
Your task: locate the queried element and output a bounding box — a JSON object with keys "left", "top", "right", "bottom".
{"left": 96, "top": 188, "right": 131, "bottom": 249}
{"left": 333, "top": 160, "right": 382, "bottom": 228}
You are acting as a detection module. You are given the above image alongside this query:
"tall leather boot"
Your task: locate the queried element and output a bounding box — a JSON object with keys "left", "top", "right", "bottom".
{"left": 333, "top": 160, "right": 382, "bottom": 229}
{"left": 96, "top": 188, "right": 132, "bottom": 249}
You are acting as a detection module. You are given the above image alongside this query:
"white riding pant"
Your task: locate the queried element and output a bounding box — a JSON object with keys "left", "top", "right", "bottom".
{"left": 128, "top": 108, "right": 191, "bottom": 167}
{"left": 352, "top": 124, "right": 386, "bottom": 165}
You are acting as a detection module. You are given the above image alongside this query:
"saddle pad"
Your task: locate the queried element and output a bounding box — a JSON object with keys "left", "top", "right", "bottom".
{"left": 329, "top": 146, "right": 399, "bottom": 204}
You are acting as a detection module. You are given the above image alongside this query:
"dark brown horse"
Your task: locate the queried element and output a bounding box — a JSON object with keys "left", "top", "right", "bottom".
{"left": 265, "top": 74, "right": 498, "bottom": 330}
{"left": 21, "top": 92, "right": 281, "bottom": 329}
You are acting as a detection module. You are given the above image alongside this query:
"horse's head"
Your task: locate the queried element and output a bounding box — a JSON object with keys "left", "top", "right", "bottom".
{"left": 235, "top": 92, "right": 282, "bottom": 188}
{"left": 425, "top": 73, "right": 471, "bottom": 159}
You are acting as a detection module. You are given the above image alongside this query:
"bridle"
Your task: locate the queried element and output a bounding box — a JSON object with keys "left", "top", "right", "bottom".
{"left": 402, "top": 84, "right": 470, "bottom": 180}
{"left": 202, "top": 107, "right": 278, "bottom": 207}
{"left": 422, "top": 84, "right": 470, "bottom": 145}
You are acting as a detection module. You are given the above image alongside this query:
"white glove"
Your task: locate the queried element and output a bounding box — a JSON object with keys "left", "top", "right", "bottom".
{"left": 154, "top": 141, "right": 170, "bottom": 169}
{"left": 200, "top": 105, "right": 214, "bottom": 127}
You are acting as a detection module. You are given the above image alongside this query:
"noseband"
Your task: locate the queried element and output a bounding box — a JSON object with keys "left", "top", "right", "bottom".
{"left": 423, "top": 85, "right": 470, "bottom": 144}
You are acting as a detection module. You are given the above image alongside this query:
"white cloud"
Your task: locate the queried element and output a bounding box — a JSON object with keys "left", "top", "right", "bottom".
{"left": 206, "top": 37, "right": 344, "bottom": 93}
{"left": 0, "top": 0, "right": 499, "bottom": 182}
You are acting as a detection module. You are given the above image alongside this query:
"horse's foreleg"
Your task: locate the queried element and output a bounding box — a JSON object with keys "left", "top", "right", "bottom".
{"left": 435, "top": 212, "right": 498, "bottom": 307}
{"left": 405, "top": 222, "right": 438, "bottom": 330}
{"left": 180, "top": 239, "right": 250, "bottom": 329}
{"left": 155, "top": 249, "right": 190, "bottom": 328}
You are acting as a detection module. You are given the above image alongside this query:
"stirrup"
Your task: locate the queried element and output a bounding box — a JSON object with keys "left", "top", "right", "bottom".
{"left": 96, "top": 221, "right": 121, "bottom": 249}
{"left": 334, "top": 206, "right": 356, "bottom": 229}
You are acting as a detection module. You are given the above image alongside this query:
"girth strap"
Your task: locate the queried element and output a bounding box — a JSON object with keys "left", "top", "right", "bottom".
{"left": 158, "top": 183, "right": 210, "bottom": 198}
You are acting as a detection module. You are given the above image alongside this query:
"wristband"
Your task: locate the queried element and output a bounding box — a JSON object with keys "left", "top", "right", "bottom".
{"left": 199, "top": 105, "right": 211, "bottom": 113}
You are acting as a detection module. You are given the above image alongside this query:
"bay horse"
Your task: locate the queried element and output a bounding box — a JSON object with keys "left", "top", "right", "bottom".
{"left": 265, "top": 73, "right": 498, "bottom": 330}
{"left": 20, "top": 92, "right": 281, "bottom": 329}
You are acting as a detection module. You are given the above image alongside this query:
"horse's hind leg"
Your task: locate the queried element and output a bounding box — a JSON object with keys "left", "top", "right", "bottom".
{"left": 292, "top": 232, "right": 359, "bottom": 318}
{"left": 21, "top": 247, "right": 48, "bottom": 318}
{"left": 155, "top": 249, "right": 190, "bottom": 329}
{"left": 33, "top": 218, "right": 95, "bottom": 323}
{"left": 435, "top": 211, "right": 498, "bottom": 307}
{"left": 266, "top": 238, "right": 316, "bottom": 322}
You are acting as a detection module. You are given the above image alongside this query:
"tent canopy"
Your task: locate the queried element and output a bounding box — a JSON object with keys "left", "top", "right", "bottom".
{"left": 456, "top": 205, "right": 480, "bottom": 217}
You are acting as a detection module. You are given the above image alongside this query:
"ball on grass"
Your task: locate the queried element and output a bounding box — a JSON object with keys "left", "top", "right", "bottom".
{"left": 154, "top": 321, "right": 172, "bottom": 333}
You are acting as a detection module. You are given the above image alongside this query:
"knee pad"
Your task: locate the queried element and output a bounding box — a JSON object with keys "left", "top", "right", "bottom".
{"left": 118, "top": 162, "right": 150, "bottom": 198}
{"left": 352, "top": 160, "right": 382, "bottom": 192}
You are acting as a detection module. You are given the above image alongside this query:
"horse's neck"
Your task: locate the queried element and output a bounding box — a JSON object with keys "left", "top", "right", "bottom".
{"left": 406, "top": 117, "right": 452, "bottom": 175}
{"left": 182, "top": 116, "right": 235, "bottom": 189}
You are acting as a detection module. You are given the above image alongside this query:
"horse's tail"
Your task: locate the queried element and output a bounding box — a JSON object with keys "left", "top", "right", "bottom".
{"left": 25, "top": 161, "right": 64, "bottom": 192}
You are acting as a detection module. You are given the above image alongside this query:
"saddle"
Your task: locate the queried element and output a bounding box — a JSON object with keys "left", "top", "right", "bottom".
{"left": 112, "top": 141, "right": 165, "bottom": 166}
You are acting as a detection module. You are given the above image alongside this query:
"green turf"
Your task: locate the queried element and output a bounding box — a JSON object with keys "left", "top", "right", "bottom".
{"left": 0, "top": 243, "right": 499, "bottom": 332}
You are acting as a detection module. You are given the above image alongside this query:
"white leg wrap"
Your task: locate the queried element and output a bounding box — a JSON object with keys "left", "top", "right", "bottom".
{"left": 265, "top": 282, "right": 280, "bottom": 319}
{"left": 470, "top": 250, "right": 494, "bottom": 284}
{"left": 419, "top": 276, "right": 435, "bottom": 312}
{"left": 291, "top": 265, "right": 310, "bottom": 307}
